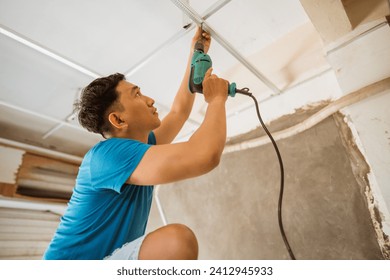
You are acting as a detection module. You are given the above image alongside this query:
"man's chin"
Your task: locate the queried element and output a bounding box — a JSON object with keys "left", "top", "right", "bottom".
{"left": 154, "top": 119, "right": 162, "bottom": 129}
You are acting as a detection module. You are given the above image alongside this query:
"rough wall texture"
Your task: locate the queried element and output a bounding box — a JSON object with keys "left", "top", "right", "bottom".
{"left": 146, "top": 114, "right": 383, "bottom": 259}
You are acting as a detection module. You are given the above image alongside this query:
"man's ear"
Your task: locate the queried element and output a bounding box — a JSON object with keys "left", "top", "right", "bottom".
{"left": 108, "top": 112, "right": 127, "bottom": 129}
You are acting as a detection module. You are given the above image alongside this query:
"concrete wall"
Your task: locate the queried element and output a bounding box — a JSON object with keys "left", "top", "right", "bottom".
{"left": 146, "top": 113, "right": 383, "bottom": 259}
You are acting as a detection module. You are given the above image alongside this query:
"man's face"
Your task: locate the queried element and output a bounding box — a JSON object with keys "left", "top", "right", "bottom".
{"left": 114, "top": 80, "right": 161, "bottom": 135}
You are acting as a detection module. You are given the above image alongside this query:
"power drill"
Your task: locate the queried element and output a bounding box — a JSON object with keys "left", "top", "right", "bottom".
{"left": 189, "top": 40, "right": 237, "bottom": 97}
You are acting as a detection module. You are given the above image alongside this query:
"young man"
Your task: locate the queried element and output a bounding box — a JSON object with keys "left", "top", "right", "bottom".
{"left": 43, "top": 27, "right": 228, "bottom": 260}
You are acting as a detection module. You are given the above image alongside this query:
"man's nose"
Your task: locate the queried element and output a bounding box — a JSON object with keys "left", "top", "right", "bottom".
{"left": 145, "top": 95, "right": 155, "bottom": 106}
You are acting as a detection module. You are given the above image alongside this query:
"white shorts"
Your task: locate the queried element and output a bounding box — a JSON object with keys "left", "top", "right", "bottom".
{"left": 104, "top": 235, "right": 145, "bottom": 260}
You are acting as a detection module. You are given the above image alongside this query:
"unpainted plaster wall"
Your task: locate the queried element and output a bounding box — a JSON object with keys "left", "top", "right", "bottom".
{"left": 341, "top": 90, "right": 390, "bottom": 253}
{"left": 343, "top": 91, "right": 390, "bottom": 218}
{"left": 146, "top": 113, "right": 383, "bottom": 259}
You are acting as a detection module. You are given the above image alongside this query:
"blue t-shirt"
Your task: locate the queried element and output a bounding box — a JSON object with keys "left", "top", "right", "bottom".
{"left": 43, "top": 133, "right": 156, "bottom": 260}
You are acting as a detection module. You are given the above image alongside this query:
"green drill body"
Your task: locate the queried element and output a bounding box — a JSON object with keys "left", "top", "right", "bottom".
{"left": 189, "top": 41, "right": 236, "bottom": 97}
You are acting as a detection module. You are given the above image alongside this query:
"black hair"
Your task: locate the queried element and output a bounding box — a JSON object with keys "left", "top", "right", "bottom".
{"left": 74, "top": 73, "right": 125, "bottom": 138}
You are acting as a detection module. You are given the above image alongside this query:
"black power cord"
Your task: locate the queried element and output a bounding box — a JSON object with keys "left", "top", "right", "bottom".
{"left": 236, "top": 87, "right": 296, "bottom": 260}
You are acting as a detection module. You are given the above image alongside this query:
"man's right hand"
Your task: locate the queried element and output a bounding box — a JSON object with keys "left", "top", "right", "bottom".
{"left": 202, "top": 68, "right": 229, "bottom": 104}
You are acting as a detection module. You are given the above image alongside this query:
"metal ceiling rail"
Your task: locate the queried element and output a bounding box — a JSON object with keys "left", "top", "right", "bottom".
{"left": 201, "top": 0, "right": 233, "bottom": 19}
{"left": 0, "top": 25, "right": 101, "bottom": 79}
{"left": 42, "top": 111, "right": 77, "bottom": 139}
{"left": 124, "top": 0, "right": 232, "bottom": 78}
{"left": 0, "top": 100, "right": 85, "bottom": 133}
{"left": 170, "top": 0, "right": 282, "bottom": 95}
{"left": 124, "top": 28, "right": 192, "bottom": 78}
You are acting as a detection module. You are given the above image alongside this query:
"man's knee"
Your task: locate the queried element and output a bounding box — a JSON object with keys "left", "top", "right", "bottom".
{"left": 166, "top": 224, "right": 198, "bottom": 253}
{"left": 139, "top": 224, "right": 198, "bottom": 260}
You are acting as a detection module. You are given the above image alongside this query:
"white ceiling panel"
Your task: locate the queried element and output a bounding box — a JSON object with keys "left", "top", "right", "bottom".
{"left": 0, "top": 32, "right": 91, "bottom": 119}
{"left": 0, "top": 103, "right": 55, "bottom": 135}
{"left": 0, "top": 0, "right": 184, "bottom": 75}
{"left": 206, "top": 0, "right": 309, "bottom": 57}
{"left": 0, "top": 103, "right": 101, "bottom": 156}
{"left": 185, "top": 0, "right": 223, "bottom": 15}
{"left": 43, "top": 125, "right": 103, "bottom": 156}
{"left": 126, "top": 31, "right": 193, "bottom": 109}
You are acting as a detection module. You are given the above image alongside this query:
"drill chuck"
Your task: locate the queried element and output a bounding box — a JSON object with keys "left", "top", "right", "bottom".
{"left": 194, "top": 41, "right": 204, "bottom": 52}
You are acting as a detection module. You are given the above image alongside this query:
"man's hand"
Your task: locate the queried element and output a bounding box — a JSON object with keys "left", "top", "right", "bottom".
{"left": 202, "top": 68, "right": 229, "bottom": 104}
{"left": 191, "top": 26, "right": 211, "bottom": 53}
{"left": 153, "top": 27, "right": 212, "bottom": 145}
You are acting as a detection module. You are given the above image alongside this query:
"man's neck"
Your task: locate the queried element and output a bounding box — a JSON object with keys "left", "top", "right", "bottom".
{"left": 110, "top": 130, "right": 149, "bottom": 143}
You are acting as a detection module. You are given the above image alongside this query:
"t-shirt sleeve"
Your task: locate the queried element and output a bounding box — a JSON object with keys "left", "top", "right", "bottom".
{"left": 90, "top": 137, "right": 152, "bottom": 193}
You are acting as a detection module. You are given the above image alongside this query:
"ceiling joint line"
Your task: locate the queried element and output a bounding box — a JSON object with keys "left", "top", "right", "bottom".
{"left": 170, "top": 0, "right": 282, "bottom": 95}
